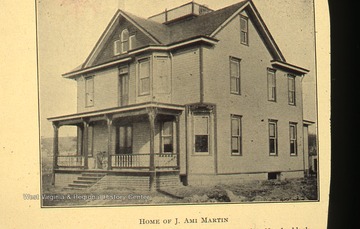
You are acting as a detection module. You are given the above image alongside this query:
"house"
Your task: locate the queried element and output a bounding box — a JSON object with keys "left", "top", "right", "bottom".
{"left": 47, "top": 0, "right": 313, "bottom": 191}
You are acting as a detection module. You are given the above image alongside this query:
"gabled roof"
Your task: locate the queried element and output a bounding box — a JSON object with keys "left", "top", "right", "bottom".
{"left": 121, "top": 11, "right": 170, "bottom": 44}
{"left": 167, "top": 1, "right": 248, "bottom": 44}
{"left": 65, "top": 0, "right": 304, "bottom": 77}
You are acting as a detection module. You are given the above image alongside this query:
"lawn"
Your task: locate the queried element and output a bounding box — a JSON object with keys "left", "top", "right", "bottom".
{"left": 40, "top": 137, "right": 318, "bottom": 206}
{"left": 41, "top": 176, "right": 318, "bottom": 207}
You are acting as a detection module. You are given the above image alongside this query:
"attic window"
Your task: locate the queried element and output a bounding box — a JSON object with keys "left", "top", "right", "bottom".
{"left": 240, "top": 16, "right": 248, "bottom": 45}
{"left": 121, "top": 29, "right": 129, "bottom": 53}
{"left": 114, "top": 29, "right": 134, "bottom": 56}
{"left": 114, "top": 40, "right": 121, "bottom": 55}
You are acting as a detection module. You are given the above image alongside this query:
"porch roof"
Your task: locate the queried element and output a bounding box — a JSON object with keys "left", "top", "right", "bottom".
{"left": 48, "top": 102, "right": 185, "bottom": 125}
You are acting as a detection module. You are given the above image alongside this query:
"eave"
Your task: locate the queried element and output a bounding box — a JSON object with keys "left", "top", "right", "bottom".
{"left": 271, "top": 60, "right": 309, "bottom": 76}
{"left": 48, "top": 102, "right": 185, "bottom": 125}
{"left": 303, "top": 120, "right": 315, "bottom": 126}
{"left": 62, "top": 36, "right": 218, "bottom": 78}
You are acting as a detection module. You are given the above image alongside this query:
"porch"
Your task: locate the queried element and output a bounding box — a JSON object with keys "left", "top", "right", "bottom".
{"left": 48, "top": 102, "right": 185, "bottom": 190}
{"left": 56, "top": 153, "right": 179, "bottom": 170}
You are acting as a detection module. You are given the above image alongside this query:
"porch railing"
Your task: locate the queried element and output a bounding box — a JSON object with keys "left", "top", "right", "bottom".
{"left": 111, "top": 154, "right": 149, "bottom": 168}
{"left": 55, "top": 154, "right": 178, "bottom": 169}
{"left": 111, "top": 153, "right": 178, "bottom": 169}
{"left": 155, "top": 153, "right": 178, "bottom": 168}
{"left": 57, "top": 155, "right": 84, "bottom": 167}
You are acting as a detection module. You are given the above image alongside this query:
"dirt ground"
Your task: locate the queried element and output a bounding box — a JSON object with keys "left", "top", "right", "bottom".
{"left": 41, "top": 175, "right": 317, "bottom": 207}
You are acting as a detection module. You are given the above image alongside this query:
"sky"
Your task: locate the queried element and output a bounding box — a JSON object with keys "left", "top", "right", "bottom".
{"left": 37, "top": 0, "right": 317, "bottom": 137}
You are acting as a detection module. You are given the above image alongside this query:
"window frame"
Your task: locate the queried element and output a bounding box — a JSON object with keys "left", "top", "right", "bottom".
{"left": 120, "top": 29, "right": 129, "bottom": 54}
{"left": 193, "top": 115, "right": 210, "bottom": 155}
{"left": 114, "top": 39, "right": 121, "bottom": 56}
{"left": 115, "top": 125, "right": 133, "bottom": 155}
{"left": 231, "top": 115, "right": 242, "bottom": 156}
{"left": 230, "top": 57, "right": 241, "bottom": 95}
{"left": 118, "top": 65, "right": 129, "bottom": 106}
{"left": 288, "top": 74, "right": 296, "bottom": 105}
{"left": 289, "top": 122, "right": 298, "bottom": 156}
{"left": 267, "top": 68, "right": 277, "bottom": 102}
{"left": 160, "top": 121, "right": 174, "bottom": 154}
{"left": 268, "top": 120, "right": 278, "bottom": 156}
{"left": 240, "top": 15, "right": 249, "bottom": 45}
{"left": 138, "top": 58, "right": 151, "bottom": 96}
{"left": 85, "top": 76, "right": 94, "bottom": 107}
{"left": 129, "top": 35, "right": 135, "bottom": 50}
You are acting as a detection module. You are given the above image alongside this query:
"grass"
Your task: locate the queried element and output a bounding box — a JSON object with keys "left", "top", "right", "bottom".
{"left": 40, "top": 138, "right": 318, "bottom": 206}
{"left": 41, "top": 176, "right": 318, "bottom": 207}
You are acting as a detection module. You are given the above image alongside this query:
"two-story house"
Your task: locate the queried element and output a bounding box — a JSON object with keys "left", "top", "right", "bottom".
{"left": 48, "top": 0, "right": 312, "bottom": 191}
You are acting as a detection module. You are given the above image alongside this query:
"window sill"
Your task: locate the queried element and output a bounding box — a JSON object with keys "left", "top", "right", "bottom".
{"left": 192, "top": 153, "right": 211, "bottom": 156}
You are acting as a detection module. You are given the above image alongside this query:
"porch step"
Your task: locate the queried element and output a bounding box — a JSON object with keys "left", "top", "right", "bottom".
{"left": 91, "top": 175, "right": 151, "bottom": 191}
{"left": 81, "top": 173, "right": 107, "bottom": 177}
{"left": 156, "top": 174, "right": 184, "bottom": 188}
{"left": 78, "top": 177, "right": 102, "bottom": 181}
{"left": 74, "top": 180, "right": 98, "bottom": 184}
{"left": 68, "top": 183, "right": 92, "bottom": 188}
{"left": 64, "top": 172, "right": 107, "bottom": 190}
{"left": 63, "top": 172, "right": 183, "bottom": 191}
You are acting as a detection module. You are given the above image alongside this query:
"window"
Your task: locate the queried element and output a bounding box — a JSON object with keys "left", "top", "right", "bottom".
{"left": 114, "top": 30, "right": 133, "bottom": 55}
{"left": 114, "top": 40, "right": 121, "bottom": 55}
{"left": 267, "top": 69, "right": 276, "bottom": 101}
{"left": 161, "top": 122, "right": 173, "bottom": 154}
{"left": 194, "top": 115, "right": 209, "bottom": 154}
{"left": 288, "top": 74, "right": 296, "bottom": 105}
{"left": 269, "top": 120, "right": 278, "bottom": 156}
{"left": 156, "top": 57, "right": 170, "bottom": 93}
{"left": 119, "top": 66, "right": 129, "bottom": 106}
{"left": 240, "top": 16, "right": 248, "bottom": 45}
{"left": 230, "top": 57, "right": 241, "bottom": 94}
{"left": 289, "top": 123, "right": 297, "bottom": 156}
{"left": 129, "top": 35, "right": 135, "bottom": 50}
{"left": 231, "top": 115, "right": 242, "bottom": 156}
{"left": 138, "top": 58, "right": 150, "bottom": 95}
{"left": 116, "top": 126, "right": 132, "bottom": 154}
{"left": 121, "top": 29, "right": 129, "bottom": 53}
{"left": 85, "top": 76, "right": 94, "bottom": 107}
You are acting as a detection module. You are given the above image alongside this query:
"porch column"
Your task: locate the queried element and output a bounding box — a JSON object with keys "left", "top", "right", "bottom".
{"left": 76, "top": 125, "right": 83, "bottom": 156}
{"left": 106, "top": 115, "right": 113, "bottom": 170}
{"left": 147, "top": 107, "right": 157, "bottom": 191}
{"left": 82, "top": 119, "right": 89, "bottom": 169}
{"left": 175, "top": 115, "right": 180, "bottom": 169}
{"left": 51, "top": 122, "right": 59, "bottom": 185}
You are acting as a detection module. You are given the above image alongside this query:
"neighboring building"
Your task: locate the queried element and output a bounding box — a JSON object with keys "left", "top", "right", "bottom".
{"left": 48, "top": 0, "right": 313, "bottom": 190}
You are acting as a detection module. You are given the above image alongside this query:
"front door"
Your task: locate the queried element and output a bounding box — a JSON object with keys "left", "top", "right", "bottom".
{"left": 116, "top": 125, "right": 132, "bottom": 154}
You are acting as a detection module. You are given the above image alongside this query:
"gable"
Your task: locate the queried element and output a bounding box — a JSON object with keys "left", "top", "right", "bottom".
{"left": 92, "top": 17, "right": 157, "bottom": 66}
{"left": 208, "top": 1, "right": 285, "bottom": 61}
{"left": 64, "top": 1, "right": 308, "bottom": 78}
{"left": 213, "top": 9, "right": 273, "bottom": 61}
{"left": 83, "top": 10, "right": 167, "bottom": 69}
